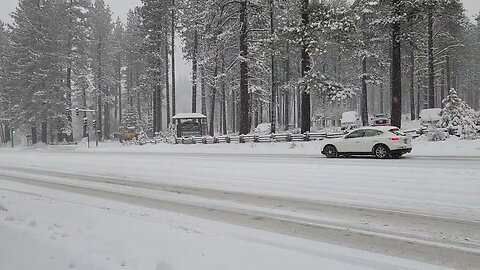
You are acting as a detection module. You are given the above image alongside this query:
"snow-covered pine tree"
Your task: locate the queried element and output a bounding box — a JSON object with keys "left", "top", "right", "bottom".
{"left": 61, "top": 0, "right": 93, "bottom": 141}
{"left": 6, "top": 0, "right": 70, "bottom": 143}
{"left": 140, "top": 0, "right": 170, "bottom": 133}
{"left": 121, "top": 105, "right": 141, "bottom": 131}
{"left": 0, "top": 21, "right": 11, "bottom": 143}
{"left": 438, "top": 88, "right": 478, "bottom": 139}
{"left": 90, "top": 0, "right": 114, "bottom": 140}
{"left": 112, "top": 17, "right": 124, "bottom": 129}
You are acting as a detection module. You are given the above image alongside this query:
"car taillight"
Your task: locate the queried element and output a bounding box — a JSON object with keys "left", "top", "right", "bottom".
{"left": 390, "top": 137, "right": 400, "bottom": 141}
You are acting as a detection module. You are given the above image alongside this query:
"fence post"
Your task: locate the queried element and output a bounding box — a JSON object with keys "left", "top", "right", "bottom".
{"left": 304, "top": 132, "right": 310, "bottom": 141}
{"left": 226, "top": 136, "right": 231, "bottom": 143}
{"left": 202, "top": 137, "right": 207, "bottom": 144}
{"left": 254, "top": 134, "right": 259, "bottom": 143}
{"left": 286, "top": 133, "right": 292, "bottom": 142}
{"left": 239, "top": 135, "right": 245, "bottom": 143}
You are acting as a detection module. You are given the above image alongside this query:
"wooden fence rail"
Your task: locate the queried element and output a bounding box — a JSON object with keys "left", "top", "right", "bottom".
{"left": 174, "top": 132, "right": 344, "bottom": 145}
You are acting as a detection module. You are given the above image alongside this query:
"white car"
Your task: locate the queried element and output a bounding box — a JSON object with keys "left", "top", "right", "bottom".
{"left": 322, "top": 126, "right": 412, "bottom": 159}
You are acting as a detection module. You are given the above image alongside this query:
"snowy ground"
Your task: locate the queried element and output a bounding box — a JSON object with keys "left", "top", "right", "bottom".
{"left": 6, "top": 135, "right": 480, "bottom": 157}
{"left": 0, "top": 181, "right": 444, "bottom": 270}
{"left": 0, "top": 138, "right": 479, "bottom": 269}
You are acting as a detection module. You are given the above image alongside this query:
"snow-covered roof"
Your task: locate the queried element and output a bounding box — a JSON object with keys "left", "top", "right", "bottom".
{"left": 419, "top": 108, "right": 441, "bottom": 121}
{"left": 172, "top": 113, "right": 207, "bottom": 120}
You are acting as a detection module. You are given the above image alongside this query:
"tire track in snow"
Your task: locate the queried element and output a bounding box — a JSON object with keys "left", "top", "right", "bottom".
{"left": 0, "top": 166, "right": 479, "bottom": 269}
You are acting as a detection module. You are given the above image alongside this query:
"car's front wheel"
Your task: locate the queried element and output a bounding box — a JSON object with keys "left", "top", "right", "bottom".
{"left": 373, "top": 144, "right": 390, "bottom": 159}
{"left": 323, "top": 145, "right": 338, "bottom": 158}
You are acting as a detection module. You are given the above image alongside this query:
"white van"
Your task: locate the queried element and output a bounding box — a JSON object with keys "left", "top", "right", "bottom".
{"left": 341, "top": 111, "right": 361, "bottom": 130}
{"left": 419, "top": 108, "right": 442, "bottom": 127}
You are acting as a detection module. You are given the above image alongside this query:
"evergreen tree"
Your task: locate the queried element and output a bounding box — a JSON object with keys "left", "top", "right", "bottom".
{"left": 90, "top": 0, "right": 113, "bottom": 140}
{"left": 6, "top": 0, "right": 69, "bottom": 143}
{"left": 438, "top": 88, "right": 478, "bottom": 139}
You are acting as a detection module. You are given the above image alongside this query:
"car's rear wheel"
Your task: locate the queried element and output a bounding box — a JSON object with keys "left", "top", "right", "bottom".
{"left": 373, "top": 144, "right": 390, "bottom": 159}
{"left": 323, "top": 145, "right": 338, "bottom": 158}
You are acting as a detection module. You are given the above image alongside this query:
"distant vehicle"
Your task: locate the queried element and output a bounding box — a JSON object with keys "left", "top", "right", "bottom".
{"left": 322, "top": 126, "right": 412, "bottom": 159}
{"left": 419, "top": 108, "right": 442, "bottom": 127}
{"left": 371, "top": 114, "right": 390, "bottom": 126}
{"left": 255, "top": 123, "right": 271, "bottom": 135}
{"left": 341, "top": 111, "right": 361, "bottom": 131}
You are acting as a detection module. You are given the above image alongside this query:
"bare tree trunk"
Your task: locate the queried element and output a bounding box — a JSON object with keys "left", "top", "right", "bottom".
{"left": 201, "top": 66, "right": 207, "bottom": 116}
{"left": 284, "top": 46, "right": 291, "bottom": 131}
{"left": 66, "top": 66, "right": 73, "bottom": 142}
{"left": 171, "top": 0, "right": 176, "bottom": 118}
{"left": 31, "top": 125, "right": 37, "bottom": 144}
{"left": 41, "top": 122, "right": 47, "bottom": 144}
{"left": 221, "top": 57, "right": 227, "bottom": 135}
{"left": 104, "top": 98, "right": 110, "bottom": 139}
{"left": 410, "top": 46, "right": 416, "bottom": 120}
{"left": 239, "top": 0, "right": 250, "bottom": 135}
{"left": 153, "top": 89, "right": 157, "bottom": 133}
{"left": 209, "top": 60, "right": 218, "bottom": 136}
{"left": 165, "top": 42, "right": 171, "bottom": 125}
{"left": 97, "top": 95, "right": 103, "bottom": 140}
{"left": 97, "top": 43, "right": 103, "bottom": 140}
{"left": 155, "top": 84, "right": 163, "bottom": 132}
{"left": 427, "top": 8, "right": 435, "bottom": 108}
{"left": 301, "top": 0, "right": 311, "bottom": 133}
{"left": 270, "top": 0, "right": 276, "bottom": 134}
{"left": 82, "top": 84, "right": 88, "bottom": 137}
{"left": 440, "top": 68, "right": 445, "bottom": 108}
{"left": 391, "top": 0, "right": 402, "bottom": 128}
{"left": 361, "top": 56, "right": 368, "bottom": 126}
{"left": 446, "top": 54, "right": 451, "bottom": 92}
{"left": 231, "top": 88, "right": 236, "bottom": 133}
{"left": 117, "top": 52, "right": 122, "bottom": 126}
{"left": 192, "top": 30, "right": 198, "bottom": 113}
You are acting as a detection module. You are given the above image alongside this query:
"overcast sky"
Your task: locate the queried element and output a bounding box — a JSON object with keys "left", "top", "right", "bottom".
{"left": 1, "top": 0, "right": 479, "bottom": 24}
{"left": 0, "top": 0, "right": 143, "bottom": 24}
{"left": 0, "top": 0, "right": 479, "bottom": 114}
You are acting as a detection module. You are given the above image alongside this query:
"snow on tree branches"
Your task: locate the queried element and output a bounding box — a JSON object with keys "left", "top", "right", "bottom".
{"left": 438, "top": 88, "right": 479, "bottom": 139}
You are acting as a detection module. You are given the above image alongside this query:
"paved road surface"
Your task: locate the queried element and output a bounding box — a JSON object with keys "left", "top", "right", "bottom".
{"left": 0, "top": 150, "right": 479, "bottom": 269}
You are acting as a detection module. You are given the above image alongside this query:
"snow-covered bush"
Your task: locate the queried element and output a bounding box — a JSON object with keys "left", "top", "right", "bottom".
{"left": 438, "top": 89, "right": 479, "bottom": 140}
{"left": 135, "top": 131, "right": 149, "bottom": 145}
{"left": 426, "top": 126, "right": 448, "bottom": 142}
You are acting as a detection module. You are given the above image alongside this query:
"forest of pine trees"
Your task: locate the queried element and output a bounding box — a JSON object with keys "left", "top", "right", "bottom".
{"left": 0, "top": 0, "right": 479, "bottom": 143}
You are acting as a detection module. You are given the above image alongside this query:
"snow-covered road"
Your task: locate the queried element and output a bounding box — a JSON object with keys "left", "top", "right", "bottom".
{"left": 0, "top": 148, "right": 479, "bottom": 269}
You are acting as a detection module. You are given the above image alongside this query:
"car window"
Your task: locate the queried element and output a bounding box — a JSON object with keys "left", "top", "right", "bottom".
{"left": 345, "top": 130, "right": 364, "bottom": 139}
{"left": 389, "top": 128, "right": 406, "bottom": 136}
{"left": 364, "top": 129, "right": 383, "bottom": 137}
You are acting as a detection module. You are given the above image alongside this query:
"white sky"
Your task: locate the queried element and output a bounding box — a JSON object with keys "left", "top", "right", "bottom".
{"left": 0, "top": 0, "right": 478, "bottom": 114}
{"left": 1, "top": 0, "right": 478, "bottom": 24}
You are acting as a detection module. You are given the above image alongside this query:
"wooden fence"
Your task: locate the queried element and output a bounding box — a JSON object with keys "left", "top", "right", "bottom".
{"left": 174, "top": 132, "right": 344, "bottom": 145}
